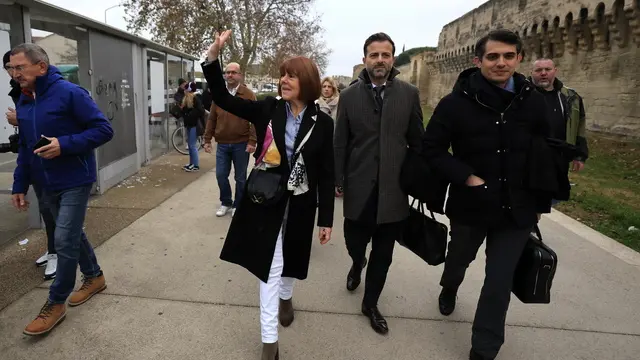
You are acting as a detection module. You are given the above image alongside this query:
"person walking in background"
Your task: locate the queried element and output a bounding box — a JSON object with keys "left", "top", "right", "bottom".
{"left": 9, "top": 43, "right": 113, "bottom": 336}
{"left": 422, "top": 30, "right": 557, "bottom": 360}
{"left": 181, "top": 81, "right": 205, "bottom": 172}
{"left": 203, "top": 30, "right": 335, "bottom": 360}
{"left": 203, "top": 62, "right": 257, "bottom": 217}
{"left": 317, "top": 76, "right": 339, "bottom": 121}
{"left": 530, "top": 58, "right": 589, "bottom": 203}
{"left": 4, "top": 50, "right": 57, "bottom": 280}
{"left": 334, "top": 32, "right": 424, "bottom": 335}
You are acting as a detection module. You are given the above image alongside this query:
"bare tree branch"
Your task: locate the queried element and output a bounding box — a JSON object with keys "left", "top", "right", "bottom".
{"left": 123, "top": 0, "right": 330, "bottom": 74}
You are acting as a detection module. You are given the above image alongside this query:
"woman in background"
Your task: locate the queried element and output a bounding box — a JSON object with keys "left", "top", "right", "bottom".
{"left": 317, "top": 76, "right": 339, "bottom": 121}
{"left": 181, "top": 82, "right": 204, "bottom": 172}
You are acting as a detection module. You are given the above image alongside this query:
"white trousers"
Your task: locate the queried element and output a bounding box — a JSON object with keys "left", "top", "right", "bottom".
{"left": 260, "top": 226, "right": 295, "bottom": 343}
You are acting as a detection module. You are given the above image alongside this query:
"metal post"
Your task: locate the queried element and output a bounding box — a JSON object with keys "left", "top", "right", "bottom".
{"left": 104, "top": 4, "right": 121, "bottom": 24}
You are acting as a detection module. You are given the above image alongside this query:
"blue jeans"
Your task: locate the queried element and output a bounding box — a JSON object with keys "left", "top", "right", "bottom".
{"left": 187, "top": 126, "right": 199, "bottom": 167}
{"left": 33, "top": 185, "right": 57, "bottom": 255}
{"left": 216, "top": 142, "right": 249, "bottom": 208}
{"left": 39, "top": 185, "right": 102, "bottom": 304}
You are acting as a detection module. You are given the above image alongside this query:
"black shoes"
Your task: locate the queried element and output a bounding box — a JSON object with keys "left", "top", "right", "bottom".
{"left": 469, "top": 349, "right": 494, "bottom": 360}
{"left": 439, "top": 287, "right": 457, "bottom": 316}
{"left": 346, "top": 257, "right": 367, "bottom": 291}
{"left": 361, "top": 304, "right": 389, "bottom": 335}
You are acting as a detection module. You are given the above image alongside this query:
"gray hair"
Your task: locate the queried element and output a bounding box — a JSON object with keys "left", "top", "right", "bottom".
{"left": 10, "top": 43, "right": 50, "bottom": 65}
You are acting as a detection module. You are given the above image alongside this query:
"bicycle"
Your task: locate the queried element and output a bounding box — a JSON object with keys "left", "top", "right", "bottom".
{"left": 171, "top": 118, "right": 204, "bottom": 155}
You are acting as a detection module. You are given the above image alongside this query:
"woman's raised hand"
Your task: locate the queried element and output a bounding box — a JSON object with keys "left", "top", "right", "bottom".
{"left": 207, "top": 30, "right": 232, "bottom": 61}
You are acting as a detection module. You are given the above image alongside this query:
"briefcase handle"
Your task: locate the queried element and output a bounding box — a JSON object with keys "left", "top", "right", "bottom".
{"left": 533, "top": 224, "right": 544, "bottom": 242}
{"left": 410, "top": 198, "right": 436, "bottom": 220}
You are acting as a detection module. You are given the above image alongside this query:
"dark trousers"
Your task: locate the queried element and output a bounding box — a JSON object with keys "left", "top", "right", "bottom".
{"left": 344, "top": 218, "right": 401, "bottom": 307}
{"left": 33, "top": 185, "right": 57, "bottom": 255}
{"left": 440, "top": 221, "right": 532, "bottom": 359}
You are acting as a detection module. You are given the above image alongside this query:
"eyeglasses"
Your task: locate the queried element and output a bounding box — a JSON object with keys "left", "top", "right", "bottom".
{"left": 4, "top": 64, "right": 35, "bottom": 73}
{"left": 224, "top": 71, "right": 239, "bottom": 75}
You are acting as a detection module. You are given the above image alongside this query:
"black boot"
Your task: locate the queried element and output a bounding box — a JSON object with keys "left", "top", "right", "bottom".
{"left": 469, "top": 349, "right": 494, "bottom": 360}
{"left": 279, "top": 298, "right": 294, "bottom": 327}
{"left": 346, "top": 257, "right": 367, "bottom": 291}
{"left": 261, "top": 342, "right": 279, "bottom": 360}
{"left": 439, "top": 287, "right": 457, "bottom": 316}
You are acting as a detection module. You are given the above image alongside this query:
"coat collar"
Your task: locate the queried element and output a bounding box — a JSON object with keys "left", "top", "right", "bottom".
{"left": 293, "top": 100, "right": 319, "bottom": 152}
{"left": 271, "top": 98, "right": 319, "bottom": 172}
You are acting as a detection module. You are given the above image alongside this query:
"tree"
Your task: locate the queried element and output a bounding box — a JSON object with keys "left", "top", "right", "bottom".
{"left": 394, "top": 46, "right": 437, "bottom": 67}
{"left": 123, "top": 0, "right": 331, "bottom": 74}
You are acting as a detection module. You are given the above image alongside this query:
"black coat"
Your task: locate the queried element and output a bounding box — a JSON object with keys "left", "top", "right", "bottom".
{"left": 181, "top": 95, "right": 205, "bottom": 128}
{"left": 422, "top": 68, "right": 556, "bottom": 228}
{"left": 9, "top": 79, "right": 21, "bottom": 105}
{"left": 202, "top": 59, "right": 335, "bottom": 282}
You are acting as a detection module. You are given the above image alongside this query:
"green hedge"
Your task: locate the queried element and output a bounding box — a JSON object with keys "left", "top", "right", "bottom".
{"left": 256, "top": 92, "right": 278, "bottom": 100}
{"left": 395, "top": 46, "right": 437, "bottom": 67}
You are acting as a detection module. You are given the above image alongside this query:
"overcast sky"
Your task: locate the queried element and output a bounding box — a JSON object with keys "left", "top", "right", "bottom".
{"left": 41, "top": 0, "right": 488, "bottom": 76}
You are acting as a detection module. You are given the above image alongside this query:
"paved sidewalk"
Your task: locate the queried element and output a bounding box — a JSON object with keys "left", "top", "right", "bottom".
{"left": 0, "top": 171, "right": 638, "bottom": 360}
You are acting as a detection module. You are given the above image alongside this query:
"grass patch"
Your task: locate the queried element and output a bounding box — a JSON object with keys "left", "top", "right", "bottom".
{"left": 555, "top": 131, "right": 640, "bottom": 251}
{"left": 421, "top": 104, "right": 434, "bottom": 127}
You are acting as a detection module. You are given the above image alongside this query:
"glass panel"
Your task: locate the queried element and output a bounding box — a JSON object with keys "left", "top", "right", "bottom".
{"left": 182, "top": 58, "right": 195, "bottom": 89}
{"left": 147, "top": 50, "right": 168, "bottom": 159}
{"left": 167, "top": 54, "right": 183, "bottom": 153}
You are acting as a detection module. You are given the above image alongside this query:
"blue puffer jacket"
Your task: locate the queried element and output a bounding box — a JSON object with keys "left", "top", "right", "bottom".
{"left": 12, "top": 65, "right": 114, "bottom": 194}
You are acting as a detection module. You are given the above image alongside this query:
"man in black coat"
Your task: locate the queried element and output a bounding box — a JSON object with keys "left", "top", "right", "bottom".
{"left": 335, "top": 32, "right": 424, "bottom": 335}
{"left": 4, "top": 51, "right": 21, "bottom": 124}
{"left": 422, "top": 30, "right": 554, "bottom": 360}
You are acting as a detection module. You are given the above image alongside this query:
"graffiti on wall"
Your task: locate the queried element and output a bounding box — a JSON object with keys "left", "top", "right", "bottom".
{"left": 94, "top": 77, "right": 132, "bottom": 121}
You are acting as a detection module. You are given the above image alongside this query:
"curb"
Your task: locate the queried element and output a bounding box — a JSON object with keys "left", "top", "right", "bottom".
{"left": 545, "top": 209, "right": 640, "bottom": 267}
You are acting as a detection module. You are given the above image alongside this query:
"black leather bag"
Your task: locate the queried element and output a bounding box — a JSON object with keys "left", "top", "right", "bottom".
{"left": 400, "top": 148, "right": 448, "bottom": 214}
{"left": 512, "top": 225, "right": 558, "bottom": 304}
{"left": 246, "top": 168, "right": 285, "bottom": 206}
{"left": 398, "top": 199, "right": 448, "bottom": 266}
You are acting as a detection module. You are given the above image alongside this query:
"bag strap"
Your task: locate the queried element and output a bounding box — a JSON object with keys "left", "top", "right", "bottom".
{"left": 410, "top": 198, "right": 436, "bottom": 220}
{"left": 294, "top": 123, "right": 315, "bottom": 155}
{"left": 534, "top": 224, "right": 544, "bottom": 242}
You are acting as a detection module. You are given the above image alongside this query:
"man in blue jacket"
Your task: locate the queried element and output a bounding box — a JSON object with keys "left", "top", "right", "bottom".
{"left": 8, "top": 43, "right": 114, "bottom": 336}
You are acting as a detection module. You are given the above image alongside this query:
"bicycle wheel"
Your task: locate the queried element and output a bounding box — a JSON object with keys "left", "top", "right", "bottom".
{"left": 171, "top": 126, "right": 189, "bottom": 155}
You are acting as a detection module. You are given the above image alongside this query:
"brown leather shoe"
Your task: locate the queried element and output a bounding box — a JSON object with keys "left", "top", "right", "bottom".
{"left": 279, "top": 298, "right": 294, "bottom": 327}
{"left": 261, "top": 341, "right": 279, "bottom": 360}
{"left": 23, "top": 302, "right": 66, "bottom": 336}
{"left": 68, "top": 273, "right": 107, "bottom": 307}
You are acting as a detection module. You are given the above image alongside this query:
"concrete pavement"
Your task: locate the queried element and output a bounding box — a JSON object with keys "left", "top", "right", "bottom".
{"left": 0, "top": 170, "right": 639, "bottom": 359}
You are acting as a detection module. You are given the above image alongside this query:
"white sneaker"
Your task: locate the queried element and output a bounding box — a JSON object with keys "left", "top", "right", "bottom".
{"left": 44, "top": 254, "right": 57, "bottom": 280}
{"left": 36, "top": 252, "right": 48, "bottom": 267}
{"left": 216, "top": 206, "right": 231, "bottom": 217}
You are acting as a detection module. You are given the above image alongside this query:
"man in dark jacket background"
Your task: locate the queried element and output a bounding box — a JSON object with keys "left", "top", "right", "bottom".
{"left": 4, "top": 51, "right": 20, "bottom": 124}
{"left": 335, "top": 32, "right": 424, "bottom": 335}
{"left": 422, "top": 30, "right": 554, "bottom": 360}
{"left": 530, "top": 58, "right": 588, "bottom": 208}
{"left": 10, "top": 43, "right": 113, "bottom": 336}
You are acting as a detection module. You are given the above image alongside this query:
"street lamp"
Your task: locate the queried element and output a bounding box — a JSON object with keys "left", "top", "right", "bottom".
{"left": 104, "top": 4, "right": 122, "bottom": 24}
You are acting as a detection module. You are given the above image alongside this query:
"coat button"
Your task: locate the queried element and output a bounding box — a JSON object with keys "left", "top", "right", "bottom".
{"left": 497, "top": 150, "right": 501, "bottom": 153}
{"left": 495, "top": 121, "right": 499, "bottom": 125}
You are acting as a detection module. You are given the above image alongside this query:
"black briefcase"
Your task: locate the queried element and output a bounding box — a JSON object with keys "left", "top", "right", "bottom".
{"left": 512, "top": 225, "right": 558, "bottom": 304}
{"left": 398, "top": 199, "right": 448, "bottom": 266}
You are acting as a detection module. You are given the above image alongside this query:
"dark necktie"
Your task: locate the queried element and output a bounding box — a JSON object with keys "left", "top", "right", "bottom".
{"left": 374, "top": 86, "right": 385, "bottom": 110}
